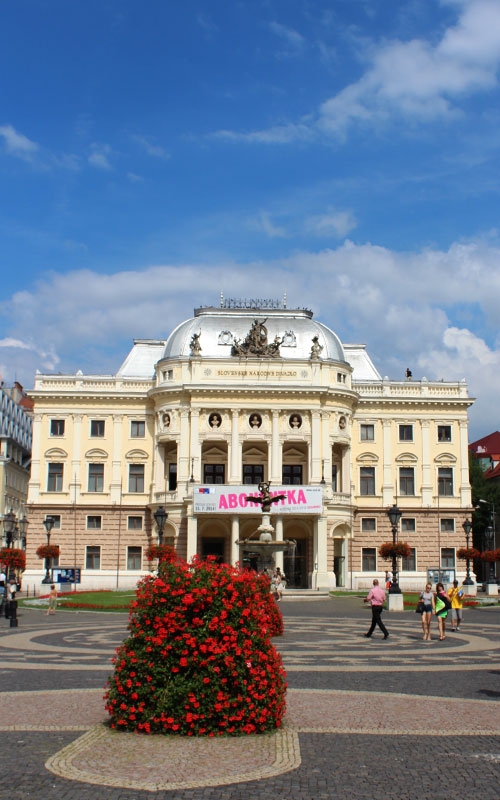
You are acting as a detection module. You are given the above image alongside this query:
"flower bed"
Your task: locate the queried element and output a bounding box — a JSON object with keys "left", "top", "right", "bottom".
{"left": 105, "top": 553, "right": 287, "bottom": 736}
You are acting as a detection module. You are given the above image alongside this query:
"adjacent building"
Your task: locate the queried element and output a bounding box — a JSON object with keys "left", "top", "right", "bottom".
{"left": 0, "top": 381, "right": 33, "bottom": 546}
{"left": 24, "top": 298, "right": 474, "bottom": 590}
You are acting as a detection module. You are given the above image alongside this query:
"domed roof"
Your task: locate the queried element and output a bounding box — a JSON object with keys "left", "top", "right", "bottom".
{"left": 162, "top": 305, "right": 346, "bottom": 363}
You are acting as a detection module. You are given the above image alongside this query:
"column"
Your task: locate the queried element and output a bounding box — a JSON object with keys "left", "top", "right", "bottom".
{"left": 190, "top": 408, "right": 200, "bottom": 483}
{"left": 110, "top": 414, "right": 123, "bottom": 503}
{"left": 321, "top": 412, "right": 330, "bottom": 486}
{"left": 27, "top": 413, "right": 43, "bottom": 501}
{"left": 459, "top": 420, "right": 472, "bottom": 505}
{"left": 382, "top": 419, "right": 393, "bottom": 505}
{"left": 274, "top": 515, "right": 284, "bottom": 571}
{"left": 187, "top": 514, "right": 198, "bottom": 561}
{"left": 178, "top": 409, "right": 191, "bottom": 483}
{"left": 312, "top": 516, "right": 329, "bottom": 589}
{"left": 270, "top": 411, "right": 281, "bottom": 483}
{"left": 230, "top": 515, "right": 240, "bottom": 565}
{"left": 70, "top": 414, "right": 82, "bottom": 504}
{"left": 311, "top": 410, "right": 322, "bottom": 483}
{"left": 153, "top": 444, "right": 166, "bottom": 500}
{"left": 230, "top": 409, "right": 240, "bottom": 483}
{"left": 421, "top": 420, "right": 433, "bottom": 505}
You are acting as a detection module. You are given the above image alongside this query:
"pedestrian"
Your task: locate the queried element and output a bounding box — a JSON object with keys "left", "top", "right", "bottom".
{"left": 46, "top": 584, "right": 58, "bottom": 616}
{"left": 363, "top": 578, "right": 389, "bottom": 639}
{"left": 448, "top": 579, "right": 464, "bottom": 631}
{"left": 419, "top": 582, "right": 434, "bottom": 641}
{"left": 434, "top": 582, "right": 451, "bottom": 640}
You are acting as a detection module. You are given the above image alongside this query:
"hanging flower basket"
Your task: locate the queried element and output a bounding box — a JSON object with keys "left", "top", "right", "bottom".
{"left": 456, "top": 547, "right": 481, "bottom": 560}
{"left": 0, "top": 548, "right": 26, "bottom": 571}
{"left": 145, "top": 543, "right": 177, "bottom": 563}
{"left": 36, "top": 544, "right": 60, "bottom": 560}
{"left": 481, "top": 549, "right": 500, "bottom": 563}
{"left": 378, "top": 541, "right": 412, "bottom": 560}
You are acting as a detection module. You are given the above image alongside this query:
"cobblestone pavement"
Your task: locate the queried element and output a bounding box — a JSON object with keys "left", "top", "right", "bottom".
{"left": 1, "top": 597, "right": 499, "bottom": 799}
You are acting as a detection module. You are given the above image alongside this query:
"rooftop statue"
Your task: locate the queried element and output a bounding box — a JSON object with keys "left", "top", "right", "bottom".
{"left": 231, "top": 319, "right": 282, "bottom": 358}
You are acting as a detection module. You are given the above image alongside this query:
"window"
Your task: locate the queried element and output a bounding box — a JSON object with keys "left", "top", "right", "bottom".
{"left": 401, "top": 518, "right": 416, "bottom": 533}
{"left": 86, "top": 545, "right": 101, "bottom": 569}
{"left": 50, "top": 419, "right": 65, "bottom": 436}
{"left": 438, "top": 425, "right": 451, "bottom": 442}
{"left": 399, "top": 467, "right": 415, "bottom": 496}
{"left": 360, "top": 466, "right": 375, "bottom": 496}
{"left": 441, "top": 548, "right": 455, "bottom": 568}
{"left": 402, "top": 547, "right": 416, "bottom": 571}
{"left": 88, "top": 463, "right": 104, "bottom": 493}
{"left": 90, "top": 419, "right": 105, "bottom": 437}
{"left": 441, "top": 518, "right": 455, "bottom": 532}
{"left": 282, "top": 465, "right": 302, "bottom": 485}
{"left": 362, "top": 548, "right": 377, "bottom": 571}
{"left": 399, "top": 424, "right": 413, "bottom": 441}
{"left": 243, "top": 464, "right": 264, "bottom": 484}
{"left": 360, "top": 424, "right": 374, "bottom": 441}
{"left": 87, "top": 516, "right": 102, "bottom": 529}
{"left": 361, "top": 518, "right": 376, "bottom": 532}
{"left": 127, "top": 546, "right": 142, "bottom": 570}
{"left": 438, "top": 467, "right": 453, "bottom": 496}
{"left": 337, "top": 372, "right": 346, "bottom": 383}
{"left": 203, "top": 464, "right": 225, "bottom": 484}
{"left": 131, "top": 420, "right": 145, "bottom": 438}
{"left": 128, "top": 516, "right": 143, "bottom": 530}
{"left": 168, "top": 463, "right": 177, "bottom": 491}
{"left": 129, "top": 464, "right": 145, "bottom": 493}
{"left": 332, "top": 464, "right": 338, "bottom": 492}
{"left": 48, "top": 514, "right": 61, "bottom": 529}
{"left": 47, "top": 463, "right": 63, "bottom": 492}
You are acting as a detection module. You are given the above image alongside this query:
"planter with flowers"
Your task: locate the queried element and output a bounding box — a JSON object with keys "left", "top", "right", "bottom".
{"left": 0, "top": 548, "right": 26, "bottom": 572}
{"left": 36, "top": 544, "right": 60, "bottom": 561}
{"left": 145, "top": 543, "right": 176, "bottom": 563}
{"left": 378, "top": 541, "right": 412, "bottom": 560}
{"left": 105, "top": 551, "right": 287, "bottom": 736}
{"left": 456, "top": 547, "right": 481, "bottom": 561}
{"left": 481, "top": 549, "right": 500, "bottom": 563}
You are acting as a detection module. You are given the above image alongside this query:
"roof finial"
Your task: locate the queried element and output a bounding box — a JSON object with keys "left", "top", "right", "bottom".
{"left": 220, "top": 290, "right": 224, "bottom": 308}
{"left": 283, "top": 291, "right": 287, "bottom": 309}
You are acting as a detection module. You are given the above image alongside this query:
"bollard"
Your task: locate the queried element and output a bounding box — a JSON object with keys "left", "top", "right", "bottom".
{"left": 9, "top": 599, "right": 18, "bottom": 627}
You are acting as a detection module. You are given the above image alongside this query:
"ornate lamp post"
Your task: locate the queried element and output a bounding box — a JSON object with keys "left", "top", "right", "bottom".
{"left": 386, "top": 503, "right": 402, "bottom": 594}
{"left": 462, "top": 519, "right": 474, "bottom": 585}
{"left": 153, "top": 506, "right": 168, "bottom": 546}
{"left": 42, "top": 516, "right": 55, "bottom": 584}
{"left": 3, "top": 510, "right": 18, "bottom": 548}
{"left": 479, "top": 499, "right": 497, "bottom": 585}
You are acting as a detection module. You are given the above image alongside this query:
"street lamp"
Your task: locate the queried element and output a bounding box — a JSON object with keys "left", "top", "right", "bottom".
{"left": 386, "top": 503, "right": 402, "bottom": 594}
{"left": 479, "top": 499, "right": 497, "bottom": 585}
{"left": 153, "top": 506, "right": 168, "bottom": 546}
{"left": 462, "top": 519, "right": 474, "bottom": 585}
{"left": 42, "top": 516, "right": 55, "bottom": 584}
{"left": 3, "top": 510, "right": 18, "bottom": 547}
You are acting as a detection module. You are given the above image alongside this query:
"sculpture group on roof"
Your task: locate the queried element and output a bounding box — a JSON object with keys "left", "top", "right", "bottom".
{"left": 231, "top": 319, "right": 282, "bottom": 359}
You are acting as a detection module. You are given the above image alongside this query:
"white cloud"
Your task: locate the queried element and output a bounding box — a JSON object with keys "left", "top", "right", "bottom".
{"left": 0, "top": 124, "right": 39, "bottom": 160}
{"left": 250, "top": 212, "right": 287, "bottom": 238}
{"left": 268, "top": 22, "right": 305, "bottom": 56}
{"left": 305, "top": 210, "right": 357, "bottom": 238}
{"left": 88, "top": 143, "right": 113, "bottom": 170}
{"left": 131, "top": 134, "right": 170, "bottom": 160}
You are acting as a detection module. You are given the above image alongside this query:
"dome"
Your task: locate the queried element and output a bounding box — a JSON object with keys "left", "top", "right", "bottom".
{"left": 162, "top": 305, "right": 346, "bottom": 363}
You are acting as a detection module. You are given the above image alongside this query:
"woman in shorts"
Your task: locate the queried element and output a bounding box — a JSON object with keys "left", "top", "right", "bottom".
{"left": 434, "top": 582, "right": 450, "bottom": 640}
{"left": 419, "top": 582, "right": 434, "bottom": 641}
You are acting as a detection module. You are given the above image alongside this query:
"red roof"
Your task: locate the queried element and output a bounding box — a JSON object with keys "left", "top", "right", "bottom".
{"left": 469, "top": 431, "right": 500, "bottom": 458}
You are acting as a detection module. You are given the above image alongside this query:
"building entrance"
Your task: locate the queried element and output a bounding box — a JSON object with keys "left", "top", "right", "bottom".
{"left": 200, "top": 537, "right": 225, "bottom": 564}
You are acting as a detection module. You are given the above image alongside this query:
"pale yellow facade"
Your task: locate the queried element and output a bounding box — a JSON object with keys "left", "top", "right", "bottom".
{"left": 24, "top": 303, "right": 473, "bottom": 591}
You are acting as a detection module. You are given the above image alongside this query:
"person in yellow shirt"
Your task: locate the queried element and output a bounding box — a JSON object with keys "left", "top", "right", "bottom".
{"left": 448, "top": 579, "right": 464, "bottom": 631}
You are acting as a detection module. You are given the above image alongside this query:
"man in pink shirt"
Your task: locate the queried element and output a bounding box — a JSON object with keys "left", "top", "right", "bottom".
{"left": 363, "top": 578, "right": 389, "bottom": 639}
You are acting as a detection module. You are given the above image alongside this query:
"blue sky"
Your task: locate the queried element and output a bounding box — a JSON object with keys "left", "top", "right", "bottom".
{"left": 1, "top": 0, "right": 500, "bottom": 439}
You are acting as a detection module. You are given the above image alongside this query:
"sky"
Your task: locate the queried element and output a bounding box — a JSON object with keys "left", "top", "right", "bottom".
{"left": 0, "top": 0, "right": 500, "bottom": 440}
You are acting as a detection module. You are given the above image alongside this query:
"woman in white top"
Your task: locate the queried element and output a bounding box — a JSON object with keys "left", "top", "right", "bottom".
{"left": 420, "top": 583, "right": 434, "bottom": 641}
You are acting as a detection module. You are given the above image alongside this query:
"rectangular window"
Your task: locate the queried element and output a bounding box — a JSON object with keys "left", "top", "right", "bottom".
{"left": 360, "top": 466, "right": 375, "bottom": 496}
{"left": 127, "top": 546, "right": 142, "bottom": 570}
{"left": 131, "top": 420, "right": 145, "bottom": 438}
{"left": 47, "top": 463, "right": 63, "bottom": 492}
{"left": 168, "top": 463, "right": 177, "bottom": 491}
{"left": 402, "top": 547, "right": 416, "bottom": 571}
{"left": 282, "top": 465, "right": 302, "bottom": 485}
{"left": 441, "top": 548, "right": 455, "bottom": 568}
{"left": 128, "top": 516, "right": 143, "bottom": 530}
{"left": 441, "top": 518, "right": 455, "bottom": 532}
{"left": 401, "top": 518, "right": 416, "bottom": 533}
{"left": 87, "top": 515, "right": 102, "bottom": 529}
{"left": 360, "top": 424, "right": 374, "bottom": 441}
{"left": 399, "top": 424, "right": 413, "bottom": 441}
{"left": 90, "top": 419, "right": 105, "bottom": 437}
{"left": 86, "top": 545, "right": 101, "bottom": 569}
{"left": 332, "top": 464, "right": 338, "bottom": 492}
{"left": 399, "top": 467, "right": 415, "bottom": 496}
{"left": 47, "top": 514, "right": 61, "bottom": 529}
{"left": 129, "top": 464, "right": 145, "bottom": 493}
{"left": 88, "top": 463, "right": 104, "bottom": 493}
{"left": 243, "top": 464, "right": 264, "bottom": 485}
{"left": 362, "top": 548, "right": 377, "bottom": 571}
{"left": 50, "top": 419, "right": 65, "bottom": 436}
{"left": 438, "top": 425, "right": 452, "bottom": 442}
{"left": 438, "top": 468, "right": 453, "bottom": 496}
{"left": 361, "top": 518, "right": 376, "bottom": 532}
{"left": 203, "top": 464, "right": 225, "bottom": 484}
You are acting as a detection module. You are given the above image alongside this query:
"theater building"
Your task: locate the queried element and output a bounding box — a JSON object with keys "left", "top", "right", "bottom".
{"left": 24, "top": 298, "right": 473, "bottom": 590}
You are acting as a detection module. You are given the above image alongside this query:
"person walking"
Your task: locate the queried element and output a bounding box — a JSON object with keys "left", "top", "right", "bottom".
{"left": 363, "top": 578, "right": 389, "bottom": 639}
{"left": 448, "top": 579, "right": 464, "bottom": 631}
{"left": 46, "top": 584, "right": 58, "bottom": 616}
{"left": 434, "top": 582, "right": 451, "bottom": 640}
{"left": 419, "top": 582, "right": 434, "bottom": 641}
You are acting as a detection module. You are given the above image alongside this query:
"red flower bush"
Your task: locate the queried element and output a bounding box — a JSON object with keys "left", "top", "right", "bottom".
{"left": 481, "top": 549, "right": 500, "bottom": 563}
{"left": 378, "top": 541, "right": 411, "bottom": 560}
{"left": 36, "top": 544, "right": 60, "bottom": 560}
{"left": 105, "top": 556, "right": 287, "bottom": 736}
{"left": 0, "top": 548, "right": 26, "bottom": 571}
{"left": 456, "top": 547, "right": 481, "bottom": 560}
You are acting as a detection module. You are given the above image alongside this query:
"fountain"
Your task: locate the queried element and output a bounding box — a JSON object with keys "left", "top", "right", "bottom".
{"left": 236, "top": 481, "right": 296, "bottom": 573}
